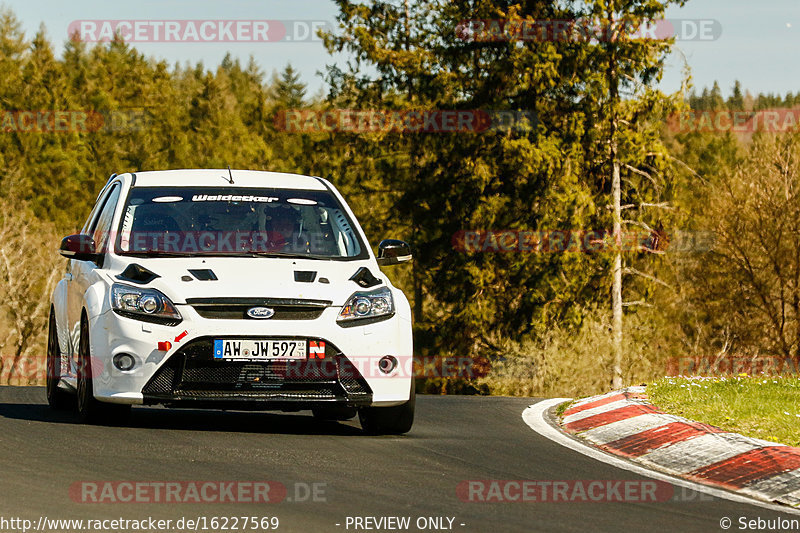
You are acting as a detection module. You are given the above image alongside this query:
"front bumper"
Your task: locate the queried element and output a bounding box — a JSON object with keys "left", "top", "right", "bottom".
{"left": 141, "top": 336, "right": 373, "bottom": 410}
{"left": 88, "top": 305, "right": 413, "bottom": 408}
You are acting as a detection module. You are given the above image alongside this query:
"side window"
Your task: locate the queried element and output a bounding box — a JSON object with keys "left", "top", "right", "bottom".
{"left": 90, "top": 185, "right": 121, "bottom": 253}
{"left": 80, "top": 196, "right": 104, "bottom": 235}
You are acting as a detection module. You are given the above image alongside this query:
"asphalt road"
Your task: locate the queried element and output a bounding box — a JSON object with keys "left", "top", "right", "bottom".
{"left": 0, "top": 387, "right": 794, "bottom": 533}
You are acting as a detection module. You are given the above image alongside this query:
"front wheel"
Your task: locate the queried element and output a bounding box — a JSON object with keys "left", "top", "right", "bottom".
{"left": 46, "top": 310, "right": 74, "bottom": 410}
{"left": 77, "top": 316, "right": 130, "bottom": 425}
{"left": 359, "top": 380, "right": 415, "bottom": 435}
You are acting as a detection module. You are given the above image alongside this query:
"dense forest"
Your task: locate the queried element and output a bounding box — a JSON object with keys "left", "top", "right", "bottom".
{"left": 1, "top": 2, "right": 799, "bottom": 396}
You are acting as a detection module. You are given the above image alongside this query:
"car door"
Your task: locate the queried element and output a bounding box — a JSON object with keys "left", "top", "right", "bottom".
{"left": 65, "top": 183, "right": 121, "bottom": 374}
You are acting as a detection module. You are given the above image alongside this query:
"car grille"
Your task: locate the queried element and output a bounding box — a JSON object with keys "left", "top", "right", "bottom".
{"left": 186, "top": 297, "right": 330, "bottom": 320}
{"left": 142, "top": 336, "right": 372, "bottom": 406}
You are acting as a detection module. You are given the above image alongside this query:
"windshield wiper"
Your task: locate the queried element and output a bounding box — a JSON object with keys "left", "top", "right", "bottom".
{"left": 125, "top": 251, "right": 194, "bottom": 257}
{"left": 123, "top": 250, "right": 334, "bottom": 260}
{"left": 245, "top": 251, "right": 332, "bottom": 260}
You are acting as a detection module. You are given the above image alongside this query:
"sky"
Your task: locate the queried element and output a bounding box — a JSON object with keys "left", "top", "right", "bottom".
{"left": 5, "top": 0, "right": 800, "bottom": 100}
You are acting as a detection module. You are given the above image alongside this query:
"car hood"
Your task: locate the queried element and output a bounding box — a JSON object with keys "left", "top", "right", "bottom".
{"left": 104, "top": 257, "right": 385, "bottom": 306}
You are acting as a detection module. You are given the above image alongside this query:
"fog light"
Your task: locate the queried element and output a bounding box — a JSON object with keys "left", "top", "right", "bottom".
{"left": 378, "top": 355, "right": 398, "bottom": 374}
{"left": 112, "top": 353, "right": 136, "bottom": 371}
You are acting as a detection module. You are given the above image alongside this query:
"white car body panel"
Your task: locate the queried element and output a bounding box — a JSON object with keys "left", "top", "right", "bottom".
{"left": 50, "top": 170, "right": 413, "bottom": 410}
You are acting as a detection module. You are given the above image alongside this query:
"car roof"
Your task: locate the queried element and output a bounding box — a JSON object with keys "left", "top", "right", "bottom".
{"left": 125, "top": 169, "right": 328, "bottom": 191}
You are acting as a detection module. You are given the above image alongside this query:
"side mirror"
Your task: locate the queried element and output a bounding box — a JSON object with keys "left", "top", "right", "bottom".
{"left": 377, "top": 239, "right": 412, "bottom": 266}
{"left": 59, "top": 234, "right": 99, "bottom": 262}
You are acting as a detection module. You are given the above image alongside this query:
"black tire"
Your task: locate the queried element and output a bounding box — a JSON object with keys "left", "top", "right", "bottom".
{"left": 312, "top": 406, "right": 357, "bottom": 421}
{"left": 359, "top": 380, "right": 415, "bottom": 435}
{"left": 46, "top": 310, "right": 74, "bottom": 410}
{"left": 76, "top": 316, "right": 131, "bottom": 425}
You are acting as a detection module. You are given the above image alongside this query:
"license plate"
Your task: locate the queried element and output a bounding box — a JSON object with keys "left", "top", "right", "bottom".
{"left": 213, "top": 339, "right": 307, "bottom": 360}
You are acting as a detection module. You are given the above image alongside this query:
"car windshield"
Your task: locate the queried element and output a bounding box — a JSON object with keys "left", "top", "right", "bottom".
{"left": 115, "top": 186, "right": 366, "bottom": 259}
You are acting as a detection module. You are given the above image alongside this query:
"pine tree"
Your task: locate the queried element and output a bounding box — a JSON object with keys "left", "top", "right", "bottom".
{"left": 728, "top": 80, "right": 744, "bottom": 110}
{"left": 320, "top": 0, "right": 686, "bottom": 370}
{"left": 709, "top": 81, "right": 726, "bottom": 109}
{"left": 272, "top": 64, "right": 306, "bottom": 109}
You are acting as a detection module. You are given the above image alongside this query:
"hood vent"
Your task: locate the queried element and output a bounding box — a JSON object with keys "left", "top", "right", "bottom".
{"left": 349, "top": 267, "right": 381, "bottom": 288}
{"left": 294, "top": 271, "right": 317, "bottom": 283}
{"left": 116, "top": 264, "right": 160, "bottom": 285}
{"left": 188, "top": 269, "right": 218, "bottom": 281}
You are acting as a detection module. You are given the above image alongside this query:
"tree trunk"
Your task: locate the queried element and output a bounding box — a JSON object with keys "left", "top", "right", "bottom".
{"left": 612, "top": 155, "right": 623, "bottom": 389}
{"left": 608, "top": 2, "right": 623, "bottom": 389}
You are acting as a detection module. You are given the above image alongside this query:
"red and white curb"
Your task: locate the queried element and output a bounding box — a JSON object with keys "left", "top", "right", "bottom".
{"left": 560, "top": 386, "right": 800, "bottom": 508}
{"left": 523, "top": 400, "right": 800, "bottom": 513}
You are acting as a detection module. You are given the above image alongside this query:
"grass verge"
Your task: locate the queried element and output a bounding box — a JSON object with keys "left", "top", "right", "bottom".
{"left": 648, "top": 376, "right": 800, "bottom": 446}
{"left": 555, "top": 400, "right": 571, "bottom": 418}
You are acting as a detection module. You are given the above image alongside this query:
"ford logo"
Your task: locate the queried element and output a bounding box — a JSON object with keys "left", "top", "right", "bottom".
{"left": 246, "top": 307, "right": 275, "bottom": 319}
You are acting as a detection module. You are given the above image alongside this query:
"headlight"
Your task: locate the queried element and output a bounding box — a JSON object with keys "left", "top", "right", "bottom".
{"left": 111, "top": 283, "right": 182, "bottom": 325}
{"left": 337, "top": 286, "right": 394, "bottom": 325}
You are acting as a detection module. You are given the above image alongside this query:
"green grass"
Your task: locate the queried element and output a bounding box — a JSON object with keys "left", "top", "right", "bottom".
{"left": 555, "top": 399, "right": 571, "bottom": 417}
{"left": 648, "top": 376, "right": 800, "bottom": 446}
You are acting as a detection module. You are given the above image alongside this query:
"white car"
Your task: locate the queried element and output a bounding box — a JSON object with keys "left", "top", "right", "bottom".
{"left": 47, "top": 169, "right": 415, "bottom": 434}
